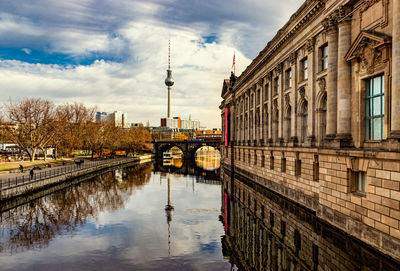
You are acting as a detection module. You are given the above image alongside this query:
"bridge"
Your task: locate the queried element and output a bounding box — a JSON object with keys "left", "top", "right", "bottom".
{"left": 153, "top": 140, "right": 221, "bottom": 160}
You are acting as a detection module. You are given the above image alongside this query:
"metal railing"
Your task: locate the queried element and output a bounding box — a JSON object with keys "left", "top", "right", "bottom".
{"left": 0, "top": 158, "right": 133, "bottom": 191}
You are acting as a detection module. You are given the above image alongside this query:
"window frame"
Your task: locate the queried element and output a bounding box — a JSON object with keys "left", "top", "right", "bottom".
{"left": 274, "top": 76, "right": 279, "bottom": 95}
{"left": 301, "top": 57, "right": 308, "bottom": 81}
{"left": 285, "top": 68, "right": 292, "bottom": 89}
{"left": 320, "top": 44, "right": 328, "bottom": 71}
{"left": 365, "top": 75, "right": 385, "bottom": 141}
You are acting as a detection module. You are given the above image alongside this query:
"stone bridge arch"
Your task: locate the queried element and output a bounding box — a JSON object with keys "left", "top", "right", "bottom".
{"left": 154, "top": 140, "right": 221, "bottom": 160}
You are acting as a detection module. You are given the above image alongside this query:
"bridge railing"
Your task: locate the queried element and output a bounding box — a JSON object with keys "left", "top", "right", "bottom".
{"left": 0, "top": 158, "right": 132, "bottom": 191}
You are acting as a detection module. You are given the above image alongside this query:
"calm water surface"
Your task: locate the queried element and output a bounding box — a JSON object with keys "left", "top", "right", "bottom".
{"left": 0, "top": 157, "right": 232, "bottom": 271}
{"left": 2, "top": 155, "right": 399, "bottom": 271}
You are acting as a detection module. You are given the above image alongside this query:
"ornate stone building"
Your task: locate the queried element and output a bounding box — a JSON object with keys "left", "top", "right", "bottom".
{"left": 220, "top": 0, "right": 400, "bottom": 261}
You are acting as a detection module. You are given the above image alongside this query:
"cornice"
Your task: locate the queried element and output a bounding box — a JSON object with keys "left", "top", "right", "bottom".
{"left": 233, "top": 0, "right": 326, "bottom": 92}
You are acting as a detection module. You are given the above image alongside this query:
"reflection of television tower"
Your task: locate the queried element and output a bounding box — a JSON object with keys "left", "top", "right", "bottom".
{"left": 165, "top": 40, "right": 174, "bottom": 118}
{"left": 165, "top": 173, "right": 174, "bottom": 256}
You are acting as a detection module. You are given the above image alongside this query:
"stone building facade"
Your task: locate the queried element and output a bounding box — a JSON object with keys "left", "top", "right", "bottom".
{"left": 221, "top": 171, "right": 400, "bottom": 270}
{"left": 220, "top": 0, "right": 400, "bottom": 261}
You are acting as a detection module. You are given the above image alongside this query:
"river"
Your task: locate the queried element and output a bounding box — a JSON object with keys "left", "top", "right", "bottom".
{"left": 0, "top": 155, "right": 399, "bottom": 270}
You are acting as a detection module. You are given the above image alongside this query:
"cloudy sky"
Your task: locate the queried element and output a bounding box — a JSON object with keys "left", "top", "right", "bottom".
{"left": 0, "top": 0, "right": 303, "bottom": 128}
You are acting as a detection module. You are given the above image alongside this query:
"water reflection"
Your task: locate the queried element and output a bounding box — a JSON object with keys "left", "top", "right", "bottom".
{"left": 0, "top": 164, "right": 153, "bottom": 255}
{"left": 195, "top": 154, "right": 220, "bottom": 171}
{"left": 0, "top": 160, "right": 229, "bottom": 271}
{"left": 221, "top": 171, "right": 400, "bottom": 271}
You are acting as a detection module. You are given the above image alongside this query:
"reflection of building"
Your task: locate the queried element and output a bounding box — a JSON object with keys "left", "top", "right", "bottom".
{"left": 221, "top": 173, "right": 400, "bottom": 270}
{"left": 220, "top": 0, "right": 400, "bottom": 261}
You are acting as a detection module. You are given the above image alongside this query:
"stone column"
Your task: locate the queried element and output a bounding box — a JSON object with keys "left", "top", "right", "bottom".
{"left": 392, "top": 0, "right": 400, "bottom": 137}
{"left": 306, "top": 37, "right": 315, "bottom": 144}
{"left": 289, "top": 52, "right": 298, "bottom": 144}
{"left": 277, "top": 64, "right": 284, "bottom": 143}
{"left": 246, "top": 92, "right": 249, "bottom": 143}
{"left": 267, "top": 73, "right": 273, "bottom": 143}
{"left": 336, "top": 6, "right": 352, "bottom": 144}
{"left": 260, "top": 78, "right": 265, "bottom": 144}
{"left": 323, "top": 16, "right": 338, "bottom": 139}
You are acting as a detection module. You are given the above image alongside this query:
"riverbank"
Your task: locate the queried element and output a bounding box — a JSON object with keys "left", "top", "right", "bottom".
{"left": 0, "top": 159, "right": 74, "bottom": 173}
{"left": 0, "top": 154, "right": 153, "bottom": 202}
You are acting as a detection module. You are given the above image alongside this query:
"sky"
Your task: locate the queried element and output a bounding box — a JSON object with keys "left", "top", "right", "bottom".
{"left": 0, "top": 0, "right": 304, "bottom": 128}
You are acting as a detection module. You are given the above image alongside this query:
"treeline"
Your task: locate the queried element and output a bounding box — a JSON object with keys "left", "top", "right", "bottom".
{"left": 0, "top": 98, "right": 152, "bottom": 161}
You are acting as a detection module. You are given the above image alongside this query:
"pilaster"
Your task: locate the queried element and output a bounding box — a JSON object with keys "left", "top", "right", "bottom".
{"left": 336, "top": 5, "right": 353, "bottom": 146}
{"left": 289, "top": 51, "right": 298, "bottom": 146}
{"left": 391, "top": 0, "right": 400, "bottom": 138}
{"left": 323, "top": 14, "right": 339, "bottom": 139}
{"left": 306, "top": 37, "right": 316, "bottom": 146}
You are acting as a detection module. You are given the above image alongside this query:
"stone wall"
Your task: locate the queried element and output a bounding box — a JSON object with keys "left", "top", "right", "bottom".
{"left": 222, "top": 146, "right": 400, "bottom": 261}
{"left": 222, "top": 170, "right": 400, "bottom": 270}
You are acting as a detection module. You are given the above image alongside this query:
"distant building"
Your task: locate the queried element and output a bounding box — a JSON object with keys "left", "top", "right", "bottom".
{"left": 96, "top": 111, "right": 129, "bottom": 128}
{"left": 195, "top": 129, "right": 222, "bottom": 140}
{"left": 95, "top": 112, "right": 109, "bottom": 122}
{"left": 160, "top": 117, "right": 200, "bottom": 130}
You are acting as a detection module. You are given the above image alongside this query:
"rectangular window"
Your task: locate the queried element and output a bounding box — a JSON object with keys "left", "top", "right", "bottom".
{"left": 285, "top": 68, "right": 292, "bottom": 89}
{"left": 301, "top": 58, "right": 308, "bottom": 80}
{"left": 281, "top": 157, "right": 286, "bottom": 173}
{"left": 366, "top": 75, "right": 384, "bottom": 140}
{"left": 321, "top": 45, "right": 328, "bottom": 71}
{"left": 274, "top": 76, "right": 279, "bottom": 95}
{"left": 356, "top": 172, "right": 366, "bottom": 192}
{"left": 313, "top": 155, "right": 319, "bottom": 182}
{"left": 264, "top": 83, "right": 269, "bottom": 101}
{"left": 257, "top": 89, "right": 261, "bottom": 105}
{"left": 270, "top": 154, "right": 274, "bottom": 170}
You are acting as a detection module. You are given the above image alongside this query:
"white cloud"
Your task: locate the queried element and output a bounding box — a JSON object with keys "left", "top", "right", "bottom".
{"left": 0, "top": 0, "right": 304, "bottom": 128}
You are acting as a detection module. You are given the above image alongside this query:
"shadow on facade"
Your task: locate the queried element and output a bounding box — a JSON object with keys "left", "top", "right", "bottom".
{"left": 221, "top": 172, "right": 400, "bottom": 271}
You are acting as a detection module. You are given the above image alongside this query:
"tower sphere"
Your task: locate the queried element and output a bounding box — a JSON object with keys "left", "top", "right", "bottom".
{"left": 165, "top": 70, "right": 174, "bottom": 86}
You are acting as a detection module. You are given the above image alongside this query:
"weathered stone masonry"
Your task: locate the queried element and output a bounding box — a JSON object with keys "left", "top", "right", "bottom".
{"left": 220, "top": 0, "right": 400, "bottom": 262}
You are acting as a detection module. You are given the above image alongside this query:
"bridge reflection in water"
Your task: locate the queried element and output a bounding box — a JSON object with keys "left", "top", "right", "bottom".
{"left": 221, "top": 170, "right": 400, "bottom": 271}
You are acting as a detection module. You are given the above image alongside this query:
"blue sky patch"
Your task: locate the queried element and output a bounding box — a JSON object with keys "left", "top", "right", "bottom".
{"left": 202, "top": 35, "right": 217, "bottom": 44}
{"left": 0, "top": 48, "right": 125, "bottom": 66}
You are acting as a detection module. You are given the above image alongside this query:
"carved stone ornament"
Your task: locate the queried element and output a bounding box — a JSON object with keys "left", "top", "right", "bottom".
{"left": 321, "top": 12, "right": 338, "bottom": 33}
{"left": 258, "top": 78, "right": 264, "bottom": 86}
{"left": 299, "top": 86, "right": 306, "bottom": 99}
{"left": 354, "top": 38, "right": 383, "bottom": 74}
{"left": 345, "top": 31, "right": 391, "bottom": 72}
{"left": 338, "top": 5, "right": 352, "bottom": 23}
{"left": 317, "top": 77, "right": 326, "bottom": 92}
{"left": 305, "top": 37, "right": 315, "bottom": 53}
{"left": 274, "top": 63, "right": 283, "bottom": 75}
{"left": 284, "top": 93, "right": 290, "bottom": 106}
{"left": 288, "top": 51, "right": 297, "bottom": 65}
{"left": 266, "top": 72, "right": 273, "bottom": 82}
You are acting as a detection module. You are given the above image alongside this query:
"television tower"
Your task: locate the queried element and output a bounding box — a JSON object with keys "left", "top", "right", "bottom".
{"left": 165, "top": 40, "right": 174, "bottom": 118}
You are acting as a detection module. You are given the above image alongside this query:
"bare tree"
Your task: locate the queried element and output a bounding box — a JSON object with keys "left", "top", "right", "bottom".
{"left": 1, "top": 98, "right": 58, "bottom": 161}
{"left": 55, "top": 102, "right": 96, "bottom": 156}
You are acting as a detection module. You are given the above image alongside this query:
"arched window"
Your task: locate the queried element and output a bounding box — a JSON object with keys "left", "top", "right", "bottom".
{"left": 317, "top": 94, "right": 327, "bottom": 143}
{"left": 265, "top": 107, "right": 269, "bottom": 140}
{"left": 301, "top": 101, "right": 308, "bottom": 143}
{"left": 285, "top": 105, "right": 292, "bottom": 142}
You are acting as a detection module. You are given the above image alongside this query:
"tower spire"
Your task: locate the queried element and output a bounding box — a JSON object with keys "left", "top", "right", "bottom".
{"left": 168, "top": 40, "right": 171, "bottom": 70}
{"left": 165, "top": 40, "right": 174, "bottom": 119}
